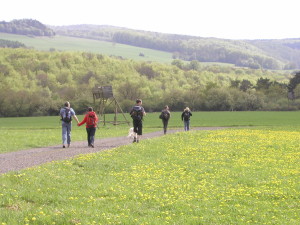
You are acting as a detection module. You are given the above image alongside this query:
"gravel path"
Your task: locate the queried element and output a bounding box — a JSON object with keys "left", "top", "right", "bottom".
{"left": 0, "top": 127, "right": 225, "bottom": 174}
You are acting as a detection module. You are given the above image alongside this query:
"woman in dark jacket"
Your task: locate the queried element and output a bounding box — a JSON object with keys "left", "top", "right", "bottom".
{"left": 159, "top": 105, "right": 171, "bottom": 134}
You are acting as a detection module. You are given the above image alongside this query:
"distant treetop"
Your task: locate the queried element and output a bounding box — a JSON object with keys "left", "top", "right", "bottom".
{"left": 0, "top": 19, "right": 55, "bottom": 37}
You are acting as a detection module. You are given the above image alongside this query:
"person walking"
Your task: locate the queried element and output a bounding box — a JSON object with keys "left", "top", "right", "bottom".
{"left": 77, "top": 107, "right": 99, "bottom": 148}
{"left": 159, "top": 105, "right": 171, "bottom": 134}
{"left": 181, "top": 107, "right": 192, "bottom": 131}
{"left": 130, "top": 99, "right": 146, "bottom": 143}
{"left": 59, "top": 101, "right": 79, "bottom": 148}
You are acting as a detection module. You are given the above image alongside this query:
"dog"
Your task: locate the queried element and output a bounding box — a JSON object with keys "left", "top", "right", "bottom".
{"left": 127, "top": 127, "right": 135, "bottom": 139}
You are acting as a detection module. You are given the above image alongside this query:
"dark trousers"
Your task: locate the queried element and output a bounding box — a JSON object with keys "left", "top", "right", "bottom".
{"left": 86, "top": 127, "right": 96, "bottom": 146}
{"left": 133, "top": 120, "right": 143, "bottom": 135}
{"left": 162, "top": 119, "right": 169, "bottom": 134}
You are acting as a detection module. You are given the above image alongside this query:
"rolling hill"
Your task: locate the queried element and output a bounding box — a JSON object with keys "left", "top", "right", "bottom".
{"left": 1, "top": 19, "right": 300, "bottom": 70}
{"left": 51, "top": 24, "right": 300, "bottom": 70}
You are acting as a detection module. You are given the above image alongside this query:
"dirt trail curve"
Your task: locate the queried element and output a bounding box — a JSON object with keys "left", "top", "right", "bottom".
{"left": 0, "top": 127, "right": 225, "bottom": 174}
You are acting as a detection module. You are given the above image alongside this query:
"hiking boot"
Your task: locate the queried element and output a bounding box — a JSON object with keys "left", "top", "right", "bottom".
{"left": 91, "top": 144, "right": 94, "bottom": 148}
{"left": 63, "top": 145, "right": 65, "bottom": 148}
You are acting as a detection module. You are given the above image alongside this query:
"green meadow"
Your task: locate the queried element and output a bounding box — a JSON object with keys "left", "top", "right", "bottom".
{"left": 0, "top": 112, "right": 299, "bottom": 224}
{"left": 1, "top": 111, "right": 300, "bottom": 154}
{"left": 1, "top": 32, "right": 174, "bottom": 63}
{"left": 1, "top": 32, "right": 236, "bottom": 67}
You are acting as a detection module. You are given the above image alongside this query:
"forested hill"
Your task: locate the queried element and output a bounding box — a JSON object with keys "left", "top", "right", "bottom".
{"left": 0, "top": 19, "right": 55, "bottom": 37}
{"left": 51, "top": 24, "right": 300, "bottom": 70}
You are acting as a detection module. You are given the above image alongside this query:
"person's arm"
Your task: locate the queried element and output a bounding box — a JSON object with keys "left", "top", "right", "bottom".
{"left": 78, "top": 114, "right": 87, "bottom": 126}
{"left": 95, "top": 113, "right": 99, "bottom": 124}
{"left": 70, "top": 108, "right": 79, "bottom": 124}
{"left": 73, "top": 115, "right": 80, "bottom": 124}
{"left": 59, "top": 109, "right": 62, "bottom": 121}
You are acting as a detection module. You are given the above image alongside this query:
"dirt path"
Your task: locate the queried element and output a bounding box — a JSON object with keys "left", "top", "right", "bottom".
{"left": 0, "top": 127, "right": 225, "bottom": 174}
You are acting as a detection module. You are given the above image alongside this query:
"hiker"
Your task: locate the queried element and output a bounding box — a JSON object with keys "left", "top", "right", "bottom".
{"left": 130, "top": 99, "right": 146, "bottom": 143}
{"left": 59, "top": 101, "right": 79, "bottom": 148}
{"left": 181, "top": 107, "right": 192, "bottom": 131}
{"left": 159, "top": 105, "right": 171, "bottom": 134}
{"left": 77, "top": 107, "right": 99, "bottom": 148}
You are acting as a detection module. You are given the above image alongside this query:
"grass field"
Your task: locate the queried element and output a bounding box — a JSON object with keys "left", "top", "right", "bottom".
{"left": 1, "top": 32, "right": 238, "bottom": 68}
{"left": 0, "top": 112, "right": 299, "bottom": 224}
{"left": 1, "top": 111, "right": 300, "bottom": 154}
{"left": 1, "top": 32, "right": 174, "bottom": 63}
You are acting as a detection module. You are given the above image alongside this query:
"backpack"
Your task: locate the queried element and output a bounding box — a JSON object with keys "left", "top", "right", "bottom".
{"left": 130, "top": 106, "right": 143, "bottom": 121}
{"left": 61, "top": 108, "right": 72, "bottom": 123}
{"left": 160, "top": 111, "right": 169, "bottom": 120}
{"left": 183, "top": 111, "right": 190, "bottom": 121}
{"left": 86, "top": 112, "right": 97, "bottom": 128}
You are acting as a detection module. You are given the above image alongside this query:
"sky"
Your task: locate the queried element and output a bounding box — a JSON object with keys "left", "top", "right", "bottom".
{"left": 1, "top": 0, "right": 299, "bottom": 40}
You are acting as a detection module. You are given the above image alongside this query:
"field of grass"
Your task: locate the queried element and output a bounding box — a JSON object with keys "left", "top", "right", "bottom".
{"left": 0, "top": 124, "right": 299, "bottom": 224}
{"left": 1, "top": 111, "right": 300, "bottom": 154}
{"left": 1, "top": 32, "right": 238, "bottom": 68}
{"left": 1, "top": 32, "right": 174, "bottom": 63}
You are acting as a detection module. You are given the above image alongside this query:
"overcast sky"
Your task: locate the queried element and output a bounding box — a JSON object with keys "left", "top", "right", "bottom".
{"left": 1, "top": 0, "right": 299, "bottom": 40}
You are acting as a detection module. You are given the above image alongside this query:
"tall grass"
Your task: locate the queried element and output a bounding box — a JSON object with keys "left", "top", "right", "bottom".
{"left": 0, "top": 128, "right": 299, "bottom": 224}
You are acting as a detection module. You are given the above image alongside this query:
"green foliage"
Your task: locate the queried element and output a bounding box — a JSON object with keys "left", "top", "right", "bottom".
{"left": 0, "top": 47, "right": 296, "bottom": 116}
{"left": 0, "top": 39, "right": 26, "bottom": 48}
{"left": 0, "top": 19, "right": 55, "bottom": 36}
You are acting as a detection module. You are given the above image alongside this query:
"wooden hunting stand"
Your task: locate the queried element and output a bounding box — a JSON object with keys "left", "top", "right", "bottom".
{"left": 92, "top": 85, "right": 130, "bottom": 126}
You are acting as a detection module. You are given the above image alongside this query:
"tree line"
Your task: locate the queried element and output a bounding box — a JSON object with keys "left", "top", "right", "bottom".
{"left": 0, "top": 48, "right": 298, "bottom": 117}
{"left": 0, "top": 19, "right": 55, "bottom": 37}
{"left": 0, "top": 39, "right": 26, "bottom": 48}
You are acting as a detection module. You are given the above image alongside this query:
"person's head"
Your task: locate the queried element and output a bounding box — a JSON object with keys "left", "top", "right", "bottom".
{"left": 136, "top": 99, "right": 142, "bottom": 105}
{"left": 164, "top": 105, "right": 169, "bottom": 110}
{"left": 88, "top": 107, "right": 93, "bottom": 112}
{"left": 184, "top": 107, "right": 190, "bottom": 112}
{"left": 64, "top": 101, "right": 70, "bottom": 108}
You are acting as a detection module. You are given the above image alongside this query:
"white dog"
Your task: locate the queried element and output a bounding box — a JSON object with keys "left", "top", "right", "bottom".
{"left": 127, "top": 127, "right": 135, "bottom": 139}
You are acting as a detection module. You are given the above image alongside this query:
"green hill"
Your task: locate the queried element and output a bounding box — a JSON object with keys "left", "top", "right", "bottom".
{"left": 51, "top": 24, "right": 300, "bottom": 70}
{"left": 0, "top": 32, "right": 174, "bottom": 63}
{"left": 2, "top": 19, "right": 300, "bottom": 70}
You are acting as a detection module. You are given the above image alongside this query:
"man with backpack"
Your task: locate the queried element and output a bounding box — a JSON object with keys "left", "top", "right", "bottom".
{"left": 78, "top": 107, "right": 99, "bottom": 148}
{"left": 130, "top": 99, "right": 146, "bottom": 143}
{"left": 181, "top": 107, "right": 192, "bottom": 131}
{"left": 59, "top": 101, "right": 79, "bottom": 148}
{"left": 159, "top": 105, "right": 171, "bottom": 134}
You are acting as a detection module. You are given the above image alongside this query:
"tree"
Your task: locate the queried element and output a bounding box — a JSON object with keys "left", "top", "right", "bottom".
{"left": 240, "top": 79, "right": 253, "bottom": 92}
{"left": 205, "top": 88, "right": 232, "bottom": 111}
{"left": 288, "top": 71, "right": 300, "bottom": 92}
{"left": 256, "top": 77, "right": 271, "bottom": 91}
{"left": 230, "top": 79, "right": 241, "bottom": 88}
{"left": 188, "top": 60, "right": 200, "bottom": 70}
